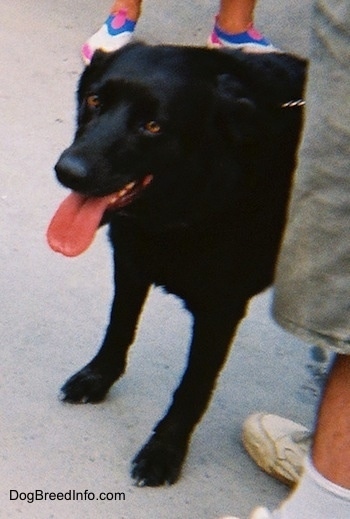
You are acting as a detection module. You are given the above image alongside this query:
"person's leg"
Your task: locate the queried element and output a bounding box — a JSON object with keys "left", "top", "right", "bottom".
{"left": 238, "top": 357, "right": 350, "bottom": 513}
{"left": 269, "top": 354, "right": 350, "bottom": 519}
{"left": 216, "top": 0, "right": 256, "bottom": 34}
{"left": 219, "top": 0, "right": 350, "bottom": 515}
{"left": 208, "top": 0, "right": 275, "bottom": 51}
{"left": 312, "top": 354, "right": 350, "bottom": 488}
{"left": 82, "top": 0, "right": 142, "bottom": 64}
{"left": 221, "top": 356, "right": 350, "bottom": 519}
{"left": 108, "top": 0, "right": 141, "bottom": 20}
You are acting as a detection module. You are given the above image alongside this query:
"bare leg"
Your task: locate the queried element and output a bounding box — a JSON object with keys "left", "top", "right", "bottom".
{"left": 269, "top": 355, "right": 350, "bottom": 518}
{"left": 208, "top": 0, "right": 275, "bottom": 51}
{"left": 217, "top": 0, "right": 257, "bottom": 33}
{"left": 109, "top": 0, "right": 142, "bottom": 21}
{"left": 312, "top": 353, "right": 350, "bottom": 488}
{"left": 224, "top": 355, "right": 350, "bottom": 518}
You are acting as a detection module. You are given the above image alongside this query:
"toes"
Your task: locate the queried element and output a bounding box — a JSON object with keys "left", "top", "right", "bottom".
{"left": 131, "top": 436, "right": 186, "bottom": 487}
{"left": 60, "top": 366, "right": 111, "bottom": 403}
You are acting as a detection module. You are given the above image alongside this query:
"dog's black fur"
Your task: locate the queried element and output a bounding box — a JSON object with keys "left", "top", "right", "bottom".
{"left": 55, "top": 43, "right": 306, "bottom": 486}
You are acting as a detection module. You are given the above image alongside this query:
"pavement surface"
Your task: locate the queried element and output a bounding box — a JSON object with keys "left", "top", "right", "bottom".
{"left": 0, "top": 1, "right": 326, "bottom": 518}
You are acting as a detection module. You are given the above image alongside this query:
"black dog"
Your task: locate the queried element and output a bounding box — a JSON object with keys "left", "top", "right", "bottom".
{"left": 47, "top": 43, "right": 306, "bottom": 486}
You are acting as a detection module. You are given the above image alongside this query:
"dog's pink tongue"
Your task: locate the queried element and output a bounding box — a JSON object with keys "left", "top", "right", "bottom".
{"left": 47, "top": 192, "right": 111, "bottom": 257}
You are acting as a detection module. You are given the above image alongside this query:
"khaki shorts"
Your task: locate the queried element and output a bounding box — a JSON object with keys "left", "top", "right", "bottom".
{"left": 273, "top": 0, "right": 350, "bottom": 354}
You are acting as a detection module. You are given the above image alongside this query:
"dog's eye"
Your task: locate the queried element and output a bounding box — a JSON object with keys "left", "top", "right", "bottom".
{"left": 144, "top": 121, "right": 161, "bottom": 134}
{"left": 86, "top": 94, "right": 101, "bottom": 109}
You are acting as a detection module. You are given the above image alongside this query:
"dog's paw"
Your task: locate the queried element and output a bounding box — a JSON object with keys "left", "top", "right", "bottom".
{"left": 60, "top": 366, "right": 112, "bottom": 404}
{"left": 131, "top": 435, "right": 187, "bottom": 487}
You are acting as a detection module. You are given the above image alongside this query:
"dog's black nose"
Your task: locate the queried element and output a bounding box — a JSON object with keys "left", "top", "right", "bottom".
{"left": 55, "top": 153, "right": 89, "bottom": 189}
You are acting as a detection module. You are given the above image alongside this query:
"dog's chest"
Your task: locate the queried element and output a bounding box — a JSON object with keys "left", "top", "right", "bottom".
{"left": 110, "top": 217, "right": 269, "bottom": 304}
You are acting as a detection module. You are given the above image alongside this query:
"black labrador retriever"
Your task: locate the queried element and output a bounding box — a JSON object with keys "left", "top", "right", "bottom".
{"left": 47, "top": 43, "right": 306, "bottom": 486}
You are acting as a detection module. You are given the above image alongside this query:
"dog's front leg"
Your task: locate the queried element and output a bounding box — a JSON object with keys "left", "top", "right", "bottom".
{"left": 131, "top": 301, "right": 247, "bottom": 486}
{"left": 60, "top": 258, "right": 150, "bottom": 404}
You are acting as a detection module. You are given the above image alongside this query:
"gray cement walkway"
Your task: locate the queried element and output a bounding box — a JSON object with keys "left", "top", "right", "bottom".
{"left": 0, "top": 1, "right": 322, "bottom": 518}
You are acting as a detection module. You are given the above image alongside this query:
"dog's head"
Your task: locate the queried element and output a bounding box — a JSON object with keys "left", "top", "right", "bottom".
{"left": 48, "top": 43, "right": 306, "bottom": 256}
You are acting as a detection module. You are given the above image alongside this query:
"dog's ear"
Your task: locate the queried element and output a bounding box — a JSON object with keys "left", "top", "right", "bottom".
{"left": 77, "top": 42, "right": 148, "bottom": 100}
{"left": 214, "top": 52, "right": 307, "bottom": 144}
{"left": 88, "top": 48, "right": 112, "bottom": 68}
{"left": 86, "top": 41, "right": 148, "bottom": 71}
{"left": 219, "top": 51, "right": 307, "bottom": 101}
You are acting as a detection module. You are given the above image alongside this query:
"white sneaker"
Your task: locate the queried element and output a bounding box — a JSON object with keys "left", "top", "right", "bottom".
{"left": 81, "top": 9, "right": 136, "bottom": 65}
{"left": 242, "top": 413, "right": 311, "bottom": 486}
